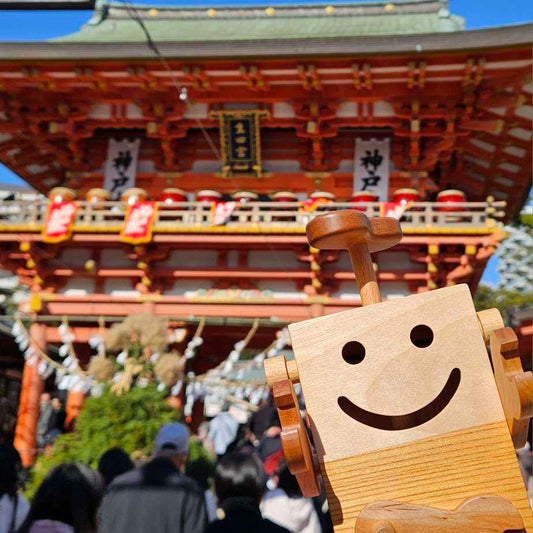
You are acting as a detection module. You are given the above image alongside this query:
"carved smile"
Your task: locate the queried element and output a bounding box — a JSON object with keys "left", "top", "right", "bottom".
{"left": 337, "top": 368, "right": 461, "bottom": 431}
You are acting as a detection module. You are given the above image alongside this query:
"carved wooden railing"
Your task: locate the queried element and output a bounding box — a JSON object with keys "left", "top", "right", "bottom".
{"left": 0, "top": 199, "right": 506, "bottom": 233}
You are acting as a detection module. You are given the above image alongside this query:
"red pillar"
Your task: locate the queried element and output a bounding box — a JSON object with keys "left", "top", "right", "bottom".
{"left": 14, "top": 322, "right": 46, "bottom": 467}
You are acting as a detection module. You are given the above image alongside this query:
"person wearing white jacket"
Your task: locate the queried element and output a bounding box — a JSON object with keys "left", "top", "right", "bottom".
{"left": 261, "top": 466, "right": 322, "bottom": 533}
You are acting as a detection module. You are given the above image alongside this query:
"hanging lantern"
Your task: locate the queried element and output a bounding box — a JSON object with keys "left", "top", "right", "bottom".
{"left": 48, "top": 187, "right": 77, "bottom": 203}
{"left": 392, "top": 188, "right": 421, "bottom": 204}
{"left": 86, "top": 188, "right": 111, "bottom": 207}
{"left": 196, "top": 190, "right": 223, "bottom": 204}
{"left": 121, "top": 187, "right": 148, "bottom": 206}
{"left": 158, "top": 188, "right": 188, "bottom": 209}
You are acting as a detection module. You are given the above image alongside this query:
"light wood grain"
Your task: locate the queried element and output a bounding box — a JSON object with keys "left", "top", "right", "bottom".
{"left": 265, "top": 355, "right": 291, "bottom": 388}
{"left": 290, "top": 284, "right": 505, "bottom": 462}
{"left": 321, "top": 421, "right": 532, "bottom": 532}
{"left": 348, "top": 242, "right": 381, "bottom": 306}
{"left": 355, "top": 495, "right": 526, "bottom": 532}
{"left": 477, "top": 308, "right": 505, "bottom": 344}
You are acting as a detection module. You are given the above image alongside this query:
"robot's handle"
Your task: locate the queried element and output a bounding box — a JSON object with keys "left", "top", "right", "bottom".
{"left": 306, "top": 210, "right": 402, "bottom": 306}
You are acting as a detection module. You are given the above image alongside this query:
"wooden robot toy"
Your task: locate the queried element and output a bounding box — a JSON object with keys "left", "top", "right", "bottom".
{"left": 264, "top": 210, "right": 533, "bottom": 532}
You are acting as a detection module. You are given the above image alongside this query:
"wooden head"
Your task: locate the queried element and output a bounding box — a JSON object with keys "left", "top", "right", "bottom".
{"left": 289, "top": 284, "right": 505, "bottom": 462}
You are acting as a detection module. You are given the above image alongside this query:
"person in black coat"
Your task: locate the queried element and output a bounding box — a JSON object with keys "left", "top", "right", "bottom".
{"left": 205, "top": 452, "right": 289, "bottom": 533}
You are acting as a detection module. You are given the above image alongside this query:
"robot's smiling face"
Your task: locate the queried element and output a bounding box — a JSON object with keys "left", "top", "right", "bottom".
{"left": 337, "top": 325, "right": 461, "bottom": 431}
{"left": 288, "top": 285, "right": 505, "bottom": 462}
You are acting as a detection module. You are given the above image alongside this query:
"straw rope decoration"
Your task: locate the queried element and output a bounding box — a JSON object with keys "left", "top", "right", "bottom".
{"left": 10, "top": 315, "right": 289, "bottom": 411}
{"left": 13, "top": 318, "right": 87, "bottom": 378}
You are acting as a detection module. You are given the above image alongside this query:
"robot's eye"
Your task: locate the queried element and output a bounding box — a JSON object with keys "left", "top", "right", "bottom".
{"left": 342, "top": 341, "right": 366, "bottom": 365}
{"left": 410, "top": 324, "right": 434, "bottom": 348}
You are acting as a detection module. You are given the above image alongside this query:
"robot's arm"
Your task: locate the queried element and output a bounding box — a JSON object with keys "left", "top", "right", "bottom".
{"left": 264, "top": 355, "right": 320, "bottom": 497}
{"left": 478, "top": 308, "right": 533, "bottom": 449}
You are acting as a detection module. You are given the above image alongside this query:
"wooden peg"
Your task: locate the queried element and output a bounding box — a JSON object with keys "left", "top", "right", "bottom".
{"left": 477, "top": 308, "right": 504, "bottom": 344}
{"left": 355, "top": 495, "right": 526, "bottom": 532}
{"left": 272, "top": 378, "right": 320, "bottom": 498}
{"left": 306, "top": 210, "right": 401, "bottom": 306}
{"left": 490, "top": 327, "right": 533, "bottom": 449}
{"left": 264, "top": 355, "right": 299, "bottom": 388}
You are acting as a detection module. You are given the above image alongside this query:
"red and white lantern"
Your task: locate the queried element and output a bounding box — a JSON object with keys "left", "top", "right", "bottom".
{"left": 392, "top": 188, "right": 421, "bottom": 205}
{"left": 272, "top": 191, "right": 297, "bottom": 203}
{"left": 309, "top": 191, "right": 336, "bottom": 202}
{"left": 48, "top": 187, "right": 77, "bottom": 204}
{"left": 86, "top": 188, "right": 111, "bottom": 208}
{"left": 350, "top": 191, "right": 378, "bottom": 211}
{"left": 232, "top": 191, "right": 258, "bottom": 204}
{"left": 121, "top": 187, "right": 148, "bottom": 206}
{"left": 158, "top": 188, "right": 187, "bottom": 208}
{"left": 197, "top": 190, "right": 222, "bottom": 204}
{"left": 436, "top": 189, "right": 466, "bottom": 212}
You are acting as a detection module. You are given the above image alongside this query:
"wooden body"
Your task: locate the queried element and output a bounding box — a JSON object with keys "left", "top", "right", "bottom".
{"left": 288, "top": 284, "right": 532, "bottom": 531}
{"left": 356, "top": 494, "right": 526, "bottom": 532}
{"left": 321, "top": 421, "right": 531, "bottom": 531}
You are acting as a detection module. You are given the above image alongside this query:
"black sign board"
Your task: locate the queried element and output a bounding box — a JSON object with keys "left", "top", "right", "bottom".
{"left": 212, "top": 110, "right": 269, "bottom": 178}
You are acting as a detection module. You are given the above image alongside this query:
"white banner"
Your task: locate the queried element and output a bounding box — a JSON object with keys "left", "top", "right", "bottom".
{"left": 103, "top": 139, "right": 141, "bottom": 200}
{"left": 353, "top": 138, "right": 390, "bottom": 200}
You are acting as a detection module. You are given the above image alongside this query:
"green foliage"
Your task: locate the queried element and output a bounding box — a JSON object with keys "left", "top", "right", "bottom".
{"left": 25, "top": 385, "right": 192, "bottom": 498}
{"left": 474, "top": 284, "right": 533, "bottom": 323}
{"left": 188, "top": 436, "right": 212, "bottom": 464}
{"left": 520, "top": 213, "right": 533, "bottom": 226}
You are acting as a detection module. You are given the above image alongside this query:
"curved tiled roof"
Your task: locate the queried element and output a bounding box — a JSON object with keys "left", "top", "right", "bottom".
{"left": 54, "top": 0, "right": 464, "bottom": 43}
{"left": 0, "top": 22, "right": 530, "bottom": 60}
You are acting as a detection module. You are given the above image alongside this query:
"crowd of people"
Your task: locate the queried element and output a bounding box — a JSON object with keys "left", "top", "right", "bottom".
{"left": 0, "top": 396, "right": 332, "bottom": 533}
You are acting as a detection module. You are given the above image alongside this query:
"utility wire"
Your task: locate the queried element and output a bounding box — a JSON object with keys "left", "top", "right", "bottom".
{"left": 120, "top": 0, "right": 221, "bottom": 160}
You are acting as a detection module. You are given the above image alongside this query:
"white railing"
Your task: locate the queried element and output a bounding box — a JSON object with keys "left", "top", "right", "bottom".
{"left": 0, "top": 200, "right": 506, "bottom": 232}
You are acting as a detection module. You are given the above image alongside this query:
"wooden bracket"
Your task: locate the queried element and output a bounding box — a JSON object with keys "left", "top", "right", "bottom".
{"left": 476, "top": 307, "right": 504, "bottom": 344}
{"left": 355, "top": 495, "right": 526, "bottom": 532}
{"left": 265, "top": 355, "right": 319, "bottom": 498}
{"left": 264, "top": 355, "right": 299, "bottom": 388}
{"left": 490, "top": 327, "right": 533, "bottom": 449}
{"left": 272, "top": 378, "right": 320, "bottom": 498}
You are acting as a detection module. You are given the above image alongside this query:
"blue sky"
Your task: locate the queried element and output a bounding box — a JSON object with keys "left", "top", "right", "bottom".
{"left": 0, "top": 0, "right": 530, "bottom": 284}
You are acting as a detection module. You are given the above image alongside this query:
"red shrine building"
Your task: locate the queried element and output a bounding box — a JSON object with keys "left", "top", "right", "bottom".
{"left": 0, "top": 0, "right": 531, "bottom": 464}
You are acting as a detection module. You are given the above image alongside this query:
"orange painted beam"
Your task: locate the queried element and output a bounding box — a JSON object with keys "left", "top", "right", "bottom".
{"left": 42, "top": 267, "right": 429, "bottom": 282}
{"left": 0, "top": 233, "right": 498, "bottom": 246}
